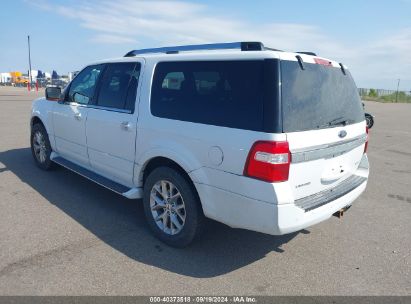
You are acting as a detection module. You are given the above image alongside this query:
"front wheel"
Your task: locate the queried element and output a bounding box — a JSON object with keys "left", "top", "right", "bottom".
{"left": 30, "top": 123, "right": 54, "bottom": 170}
{"left": 143, "top": 167, "right": 205, "bottom": 247}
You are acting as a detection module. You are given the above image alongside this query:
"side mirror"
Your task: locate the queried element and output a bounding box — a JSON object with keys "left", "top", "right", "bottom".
{"left": 73, "top": 92, "right": 89, "bottom": 104}
{"left": 45, "top": 86, "right": 62, "bottom": 101}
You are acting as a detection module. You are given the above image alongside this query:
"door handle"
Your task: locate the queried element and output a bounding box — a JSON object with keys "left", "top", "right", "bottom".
{"left": 74, "top": 113, "right": 82, "bottom": 121}
{"left": 120, "top": 121, "right": 132, "bottom": 130}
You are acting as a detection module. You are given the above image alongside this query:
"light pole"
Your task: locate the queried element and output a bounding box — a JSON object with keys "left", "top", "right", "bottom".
{"left": 28, "top": 35, "right": 32, "bottom": 90}
{"left": 395, "top": 78, "right": 400, "bottom": 103}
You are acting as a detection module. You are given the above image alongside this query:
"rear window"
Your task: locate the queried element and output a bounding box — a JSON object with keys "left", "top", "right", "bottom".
{"left": 281, "top": 60, "right": 364, "bottom": 132}
{"left": 151, "top": 61, "right": 266, "bottom": 131}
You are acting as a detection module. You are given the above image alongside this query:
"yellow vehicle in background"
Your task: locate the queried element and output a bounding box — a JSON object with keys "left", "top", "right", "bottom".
{"left": 10, "top": 71, "right": 29, "bottom": 86}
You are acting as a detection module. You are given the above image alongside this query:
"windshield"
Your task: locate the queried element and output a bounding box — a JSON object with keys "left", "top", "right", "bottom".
{"left": 281, "top": 60, "right": 364, "bottom": 132}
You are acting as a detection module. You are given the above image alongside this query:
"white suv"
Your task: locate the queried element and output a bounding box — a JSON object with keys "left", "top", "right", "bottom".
{"left": 30, "top": 42, "right": 369, "bottom": 247}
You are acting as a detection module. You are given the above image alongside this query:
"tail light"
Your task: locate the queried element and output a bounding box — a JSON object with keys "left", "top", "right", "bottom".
{"left": 364, "top": 126, "right": 369, "bottom": 153}
{"left": 244, "top": 141, "right": 291, "bottom": 182}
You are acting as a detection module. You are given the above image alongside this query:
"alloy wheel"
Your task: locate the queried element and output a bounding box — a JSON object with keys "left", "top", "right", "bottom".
{"left": 32, "top": 131, "right": 47, "bottom": 163}
{"left": 150, "top": 180, "right": 186, "bottom": 235}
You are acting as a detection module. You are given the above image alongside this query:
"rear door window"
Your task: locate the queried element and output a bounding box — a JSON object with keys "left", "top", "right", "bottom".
{"left": 96, "top": 62, "right": 140, "bottom": 112}
{"left": 151, "top": 61, "right": 265, "bottom": 131}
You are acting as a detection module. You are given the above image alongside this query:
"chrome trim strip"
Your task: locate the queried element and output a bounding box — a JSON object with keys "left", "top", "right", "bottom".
{"left": 295, "top": 175, "right": 367, "bottom": 212}
{"left": 291, "top": 135, "right": 366, "bottom": 163}
{"left": 87, "top": 105, "right": 132, "bottom": 114}
{"left": 63, "top": 102, "right": 132, "bottom": 114}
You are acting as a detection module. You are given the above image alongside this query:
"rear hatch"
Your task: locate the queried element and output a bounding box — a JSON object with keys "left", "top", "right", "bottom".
{"left": 279, "top": 54, "right": 366, "bottom": 200}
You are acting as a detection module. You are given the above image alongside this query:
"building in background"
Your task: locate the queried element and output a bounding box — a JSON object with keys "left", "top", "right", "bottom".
{"left": 0, "top": 69, "right": 71, "bottom": 88}
{"left": 0, "top": 73, "right": 11, "bottom": 84}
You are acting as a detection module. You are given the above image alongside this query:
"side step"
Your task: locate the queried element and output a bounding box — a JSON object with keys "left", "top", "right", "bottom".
{"left": 52, "top": 156, "right": 142, "bottom": 198}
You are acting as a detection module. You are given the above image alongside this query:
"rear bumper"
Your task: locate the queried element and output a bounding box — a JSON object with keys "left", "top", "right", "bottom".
{"left": 275, "top": 179, "right": 367, "bottom": 234}
{"left": 194, "top": 154, "right": 369, "bottom": 235}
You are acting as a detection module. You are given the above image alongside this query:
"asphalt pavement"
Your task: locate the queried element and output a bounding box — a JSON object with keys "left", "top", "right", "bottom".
{"left": 0, "top": 86, "right": 410, "bottom": 295}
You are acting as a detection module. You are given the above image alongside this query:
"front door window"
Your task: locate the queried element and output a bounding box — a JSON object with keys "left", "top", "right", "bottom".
{"left": 68, "top": 64, "right": 104, "bottom": 104}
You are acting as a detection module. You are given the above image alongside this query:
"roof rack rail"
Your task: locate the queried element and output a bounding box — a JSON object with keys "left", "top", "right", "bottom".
{"left": 265, "top": 47, "right": 283, "bottom": 52}
{"left": 296, "top": 51, "right": 317, "bottom": 56}
{"left": 124, "top": 41, "right": 265, "bottom": 57}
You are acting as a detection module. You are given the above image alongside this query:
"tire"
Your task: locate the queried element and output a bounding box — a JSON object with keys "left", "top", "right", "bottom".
{"left": 143, "top": 166, "right": 205, "bottom": 247}
{"left": 365, "top": 114, "right": 374, "bottom": 129}
{"left": 30, "top": 123, "right": 54, "bottom": 170}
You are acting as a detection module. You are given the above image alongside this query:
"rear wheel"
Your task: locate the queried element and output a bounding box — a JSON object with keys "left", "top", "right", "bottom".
{"left": 31, "top": 123, "right": 53, "bottom": 170}
{"left": 143, "top": 166, "right": 204, "bottom": 247}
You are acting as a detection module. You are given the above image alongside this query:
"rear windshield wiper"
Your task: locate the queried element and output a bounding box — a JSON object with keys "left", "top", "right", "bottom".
{"left": 317, "top": 117, "right": 354, "bottom": 129}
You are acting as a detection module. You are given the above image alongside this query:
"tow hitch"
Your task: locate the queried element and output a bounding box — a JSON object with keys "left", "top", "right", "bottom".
{"left": 333, "top": 205, "right": 352, "bottom": 218}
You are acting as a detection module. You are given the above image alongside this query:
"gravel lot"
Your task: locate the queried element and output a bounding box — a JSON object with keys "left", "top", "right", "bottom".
{"left": 0, "top": 86, "right": 410, "bottom": 295}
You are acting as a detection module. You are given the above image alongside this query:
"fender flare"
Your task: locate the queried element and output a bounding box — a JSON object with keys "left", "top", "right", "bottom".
{"left": 135, "top": 143, "right": 211, "bottom": 186}
{"left": 30, "top": 114, "right": 48, "bottom": 133}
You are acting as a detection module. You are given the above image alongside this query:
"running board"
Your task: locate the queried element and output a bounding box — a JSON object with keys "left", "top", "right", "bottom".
{"left": 51, "top": 156, "right": 142, "bottom": 199}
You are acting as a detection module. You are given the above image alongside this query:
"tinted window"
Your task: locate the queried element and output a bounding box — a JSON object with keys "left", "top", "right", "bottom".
{"left": 96, "top": 62, "right": 140, "bottom": 111}
{"left": 124, "top": 68, "right": 140, "bottom": 112}
{"left": 151, "top": 61, "right": 265, "bottom": 131}
{"left": 68, "top": 64, "right": 104, "bottom": 104}
{"left": 162, "top": 72, "right": 184, "bottom": 90}
{"left": 281, "top": 60, "right": 364, "bottom": 132}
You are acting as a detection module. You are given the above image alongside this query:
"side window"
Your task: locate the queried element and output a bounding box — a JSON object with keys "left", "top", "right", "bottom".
{"left": 68, "top": 64, "right": 104, "bottom": 104}
{"left": 162, "top": 72, "right": 185, "bottom": 90}
{"left": 194, "top": 71, "right": 224, "bottom": 94}
{"left": 151, "top": 61, "right": 264, "bottom": 131}
{"left": 96, "top": 62, "right": 140, "bottom": 111}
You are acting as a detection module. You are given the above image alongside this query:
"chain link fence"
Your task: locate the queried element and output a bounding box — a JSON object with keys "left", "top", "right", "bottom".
{"left": 359, "top": 88, "right": 411, "bottom": 103}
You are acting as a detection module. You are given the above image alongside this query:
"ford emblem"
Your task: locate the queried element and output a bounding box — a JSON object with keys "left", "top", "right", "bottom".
{"left": 338, "top": 130, "right": 347, "bottom": 138}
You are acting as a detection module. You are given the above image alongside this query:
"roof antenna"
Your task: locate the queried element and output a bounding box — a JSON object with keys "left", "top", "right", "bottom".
{"left": 296, "top": 55, "right": 305, "bottom": 70}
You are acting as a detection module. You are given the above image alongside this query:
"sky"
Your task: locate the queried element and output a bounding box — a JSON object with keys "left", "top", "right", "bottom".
{"left": 0, "top": 0, "right": 410, "bottom": 90}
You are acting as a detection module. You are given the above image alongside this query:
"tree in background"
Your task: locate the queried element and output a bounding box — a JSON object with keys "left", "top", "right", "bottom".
{"left": 369, "top": 88, "right": 378, "bottom": 98}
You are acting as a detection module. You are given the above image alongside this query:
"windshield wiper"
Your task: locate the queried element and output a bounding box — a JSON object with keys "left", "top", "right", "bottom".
{"left": 317, "top": 117, "right": 354, "bottom": 129}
